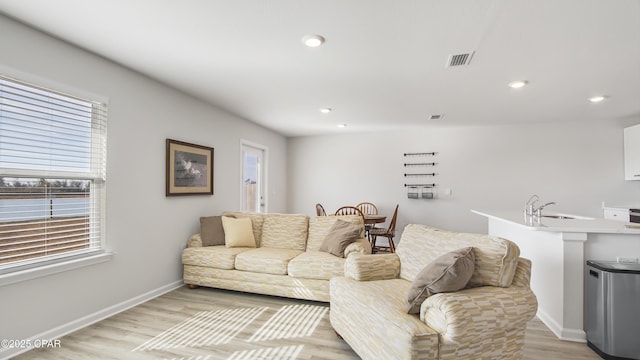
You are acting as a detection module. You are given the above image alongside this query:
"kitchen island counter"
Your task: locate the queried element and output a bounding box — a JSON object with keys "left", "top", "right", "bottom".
{"left": 473, "top": 209, "right": 640, "bottom": 343}
{"left": 471, "top": 209, "right": 640, "bottom": 234}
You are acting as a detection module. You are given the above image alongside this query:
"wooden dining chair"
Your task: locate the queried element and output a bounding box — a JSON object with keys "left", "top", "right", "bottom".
{"left": 356, "top": 202, "right": 378, "bottom": 237}
{"left": 315, "top": 203, "right": 327, "bottom": 216}
{"left": 369, "top": 204, "right": 399, "bottom": 253}
{"left": 356, "top": 202, "right": 378, "bottom": 215}
{"left": 334, "top": 206, "right": 364, "bottom": 219}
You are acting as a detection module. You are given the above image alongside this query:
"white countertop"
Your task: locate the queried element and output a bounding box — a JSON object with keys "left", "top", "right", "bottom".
{"left": 472, "top": 209, "right": 640, "bottom": 234}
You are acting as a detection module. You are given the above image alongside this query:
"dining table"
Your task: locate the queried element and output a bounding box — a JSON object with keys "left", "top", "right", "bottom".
{"left": 363, "top": 214, "right": 386, "bottom": 226}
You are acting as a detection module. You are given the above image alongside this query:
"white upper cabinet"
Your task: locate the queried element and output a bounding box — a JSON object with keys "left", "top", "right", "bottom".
{"left": 624, "top": 124, "right": 640, "bottom": 180}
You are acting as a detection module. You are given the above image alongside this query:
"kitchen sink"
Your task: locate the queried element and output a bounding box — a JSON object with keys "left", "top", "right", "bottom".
{"left": 542, "top": 215, "right": 576, "bottom": 219}
{"left": 541, "top": 214, "right": 594, "bottom": 220}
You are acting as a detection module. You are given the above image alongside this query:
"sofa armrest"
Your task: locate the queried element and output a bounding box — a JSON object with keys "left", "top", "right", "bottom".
{"left": 187, "top": 233, "right": 203, "bottom": 248}
{"left": 512, "top": 258, "right": 532, "bottom": 287}
{"left": 344, "top": 253, "right": 400, "bottom": 281}
{"left": 420, "top": 285, "right": 538, "bottom": 343}
{"left": 344, "top": 237, "right": 372, "bottom": 257}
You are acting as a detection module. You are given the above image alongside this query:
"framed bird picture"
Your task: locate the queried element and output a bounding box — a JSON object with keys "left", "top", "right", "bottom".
{"left": 166, "top": 139, "right": 214, "bottom": 196}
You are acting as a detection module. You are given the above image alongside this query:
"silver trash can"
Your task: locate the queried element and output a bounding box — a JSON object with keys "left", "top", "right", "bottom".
{"left": 586, "top": 260, "right": 640, "bottom": 360}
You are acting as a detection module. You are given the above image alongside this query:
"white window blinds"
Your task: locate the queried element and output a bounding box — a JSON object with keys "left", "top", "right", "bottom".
{"left": 0, "top": 75, "right": 107, "bottom": 273}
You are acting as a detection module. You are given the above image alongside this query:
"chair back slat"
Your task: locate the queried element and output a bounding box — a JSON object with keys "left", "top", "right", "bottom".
{"left": 388, "top": 205, "right": 399, "bottom": 233}
{"left": 356, "top": 202, "right": 378, "bottom": 215}
{"left": 334, "top": 206, "right": 365, "bottom": 223}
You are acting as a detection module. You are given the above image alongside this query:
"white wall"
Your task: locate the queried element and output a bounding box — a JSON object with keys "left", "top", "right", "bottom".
{"left": 288, "top": 121, "right": 640, "bottom": 235}
{"left": 0, "top": 14, "right": 287, "bottom": 348}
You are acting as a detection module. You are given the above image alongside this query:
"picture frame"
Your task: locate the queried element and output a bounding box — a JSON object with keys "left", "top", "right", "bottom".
{"left": 166, "top": 139, "right": 214, "bottom": 196}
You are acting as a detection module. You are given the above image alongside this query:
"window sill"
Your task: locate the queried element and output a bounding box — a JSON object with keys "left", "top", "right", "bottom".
{"left": 0, "top": 252, "right": 113, "bottom": 287}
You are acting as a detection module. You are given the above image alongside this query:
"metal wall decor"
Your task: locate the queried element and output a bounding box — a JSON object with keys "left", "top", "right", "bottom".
{"left": 403, "top": 152, "right": 437, "bottom": 199}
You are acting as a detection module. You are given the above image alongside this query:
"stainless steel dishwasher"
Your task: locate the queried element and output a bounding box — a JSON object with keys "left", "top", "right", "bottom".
{"left": 586, "top": 260, "right": 640, "bottom": 360}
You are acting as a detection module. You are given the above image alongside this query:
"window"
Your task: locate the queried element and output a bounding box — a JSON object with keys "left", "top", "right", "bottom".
{"left": 0, "top": 75, "right": 107, "bottom": 275}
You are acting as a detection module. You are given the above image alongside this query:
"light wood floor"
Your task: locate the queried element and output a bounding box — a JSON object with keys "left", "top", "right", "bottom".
{"left": 16, "top": 286, "right": 602, "bottom": 360}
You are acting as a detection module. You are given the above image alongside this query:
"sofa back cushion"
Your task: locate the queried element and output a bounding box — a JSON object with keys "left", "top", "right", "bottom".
{"left": 307, "top": 215, "right": 364, "bottom": 251}
{"left": 222, "top": 212, "right": 265, "bottom": 247}
{"left": 260, "top": 213, "right": 309, "bottom": 251}
{"left": 396, "top": 224, "right": 520, "bottom": 288}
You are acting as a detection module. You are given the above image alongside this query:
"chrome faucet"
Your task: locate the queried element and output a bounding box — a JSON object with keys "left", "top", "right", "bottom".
{"left": 534, "top": 202, "right": 556, "bottom": 217}
{"left": 524, "top": 195, "right": 539, "bottom": 217}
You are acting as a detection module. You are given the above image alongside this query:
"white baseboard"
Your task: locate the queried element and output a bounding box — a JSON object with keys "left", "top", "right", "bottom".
{"left": 0, "top": 280, "right": 184, "bottom": 360}
{"left": 536, "top": 308, "right": 586, "bottom": 343}
{"left": 560, "top": 327, "right": 587, "bottom": 343}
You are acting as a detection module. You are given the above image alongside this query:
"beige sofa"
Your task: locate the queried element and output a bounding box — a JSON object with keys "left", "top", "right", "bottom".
{"left": 182, "top": 212, "right": 371, "bottom": 302}
{"left": 330, "top": 224, "right": 538, "bottom": 360}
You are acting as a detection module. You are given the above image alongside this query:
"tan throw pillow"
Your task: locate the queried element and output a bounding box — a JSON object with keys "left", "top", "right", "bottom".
{"left": 200, "top": 216, "right": 226, "bottom": 246}
{"left": 406, "top": 247, "right": 475, "bottom": 314}
{"left": 319, "top": 219, "right": 361, "bottom": 257}
{"left": 221, "top": 216, "right": 256, "bottom": 248}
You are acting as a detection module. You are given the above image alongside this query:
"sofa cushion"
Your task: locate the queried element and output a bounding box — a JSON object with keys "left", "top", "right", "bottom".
{"left": 200, "top": 215, "right": 226, "bottom": 246}
{"left": 235, "top": 247, "right": 304, "bottom": 275}
{"left": 222, "top": 216, "right": 256, "bottom": 248}
{"left": 406, "top": 247, "right": 475, "bottom": 314}
{"left": 288, "top": 251, "right": 346, "bottom": 280}
{"left": 307, "top": 215, "right": 364, "bottom": 251}
{"left": 181, "top": 246, "right": 252, "bottom": 270}
{"left": 319, "top": 219, "right": 361, "bottom": 257}
{"left": 260, "top": 214, "right": 309, "bottom": 251}
{"left": 396, "top": 224, "right": 520, "bottom": 288}
{"left": 222, "top": 212, "right": 265, "bottom": 247}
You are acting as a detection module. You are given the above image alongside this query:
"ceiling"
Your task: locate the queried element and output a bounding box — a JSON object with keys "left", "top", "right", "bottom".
{"left": 0, "top": 0, "right": 639, "bottom": 137}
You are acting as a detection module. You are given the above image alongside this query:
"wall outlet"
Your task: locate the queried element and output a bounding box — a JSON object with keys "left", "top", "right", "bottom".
{"left": 617, "top": 257, "right": 639, "bottom": 264}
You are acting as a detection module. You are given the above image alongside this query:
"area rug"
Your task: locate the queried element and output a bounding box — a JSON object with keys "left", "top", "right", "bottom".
{"left": 131, "top": 304, "right": 328, "bottom": 360}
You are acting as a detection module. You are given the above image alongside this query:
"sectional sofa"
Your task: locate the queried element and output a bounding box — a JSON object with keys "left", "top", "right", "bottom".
{"left": 182, "top": 213, "right": 538, "bottom": 359}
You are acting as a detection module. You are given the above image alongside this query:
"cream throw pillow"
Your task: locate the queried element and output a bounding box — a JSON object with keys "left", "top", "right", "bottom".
{"left": 406, "top": 247, "right": 475, "bottom": 314}
{"left": 222, "top": 216, "right": 256, "bottom": 248}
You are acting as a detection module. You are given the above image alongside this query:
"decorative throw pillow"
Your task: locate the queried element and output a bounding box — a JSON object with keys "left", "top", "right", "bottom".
{"left": 221, "top": 216, "right": 256, "bottom": 248}
{"left": 319, "top": 219, "right": 362, "bottom": 257}
{"left": 200, "top": 215, "right": 227, "bottom": 246}
{"left": 406, "top": 247, "right": 475, "bottom": 314}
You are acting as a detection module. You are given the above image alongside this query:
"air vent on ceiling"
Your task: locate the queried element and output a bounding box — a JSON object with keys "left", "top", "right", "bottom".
{"left": 429, "top": 114, "right": 444, "bottom": 120}
{"left": 446, "top": 51, "right": 475, "bottom": 67}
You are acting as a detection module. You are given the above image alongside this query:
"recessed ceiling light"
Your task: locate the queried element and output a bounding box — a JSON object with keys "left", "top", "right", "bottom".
{"left": 302, "top": 34, "right": 325, "bottom": 48}
{"left": 508, "top": 80, "right": 528, "bottom": 89}
{"left": 319, "top": 107, "right": 332, "bottom": 114}
{"left": 337, "top": 124, "right": 347, "bottom": 128}
{"left": 589, "top": 95, "right": 607, "bottom": 103}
